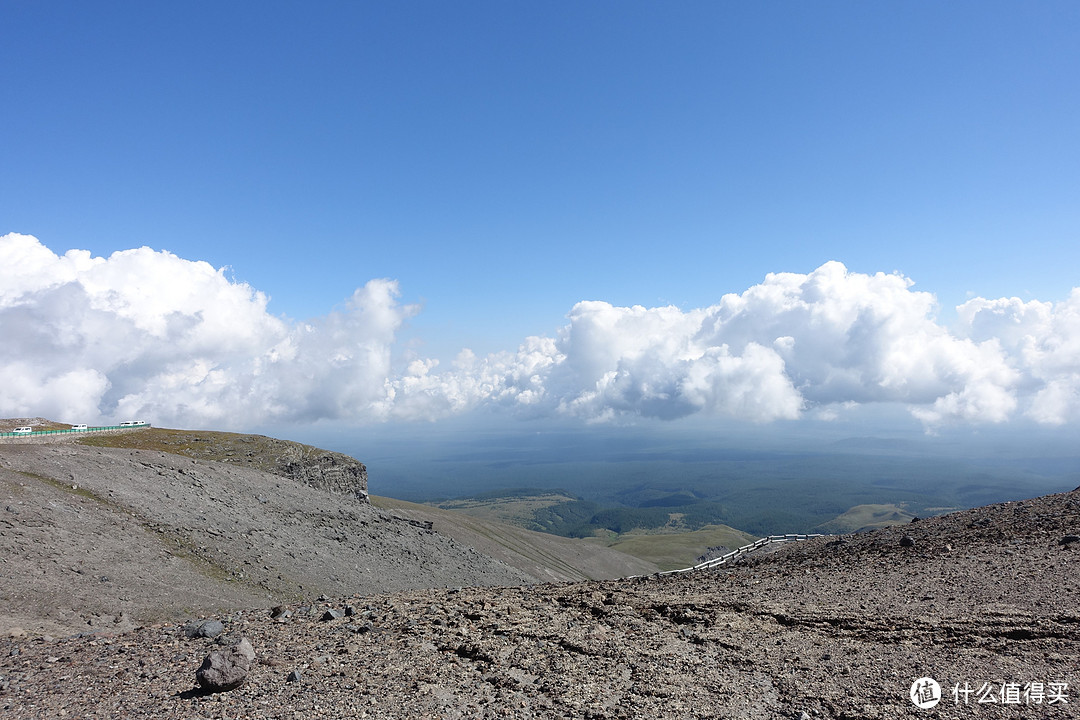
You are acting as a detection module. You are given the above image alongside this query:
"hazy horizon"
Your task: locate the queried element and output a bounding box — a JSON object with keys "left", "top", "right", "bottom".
{"left": 314, "top": 415, "right": 1079, "bottom": 536}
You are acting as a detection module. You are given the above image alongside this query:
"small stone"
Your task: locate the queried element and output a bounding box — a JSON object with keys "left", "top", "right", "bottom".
{"left": 899, "top": 536, "right": 915, "bottom": 547}
{"left": 1059, "top": 535, "right": 1080, "bottom": 546}
{"left": 184, "top": 619, "right": 225, "bottom": 639}
{"left": 321, "top": 608, "right": 344, "bottom": 622}
{"left": 287, "top": 669, "right": 302, "bottom": 682}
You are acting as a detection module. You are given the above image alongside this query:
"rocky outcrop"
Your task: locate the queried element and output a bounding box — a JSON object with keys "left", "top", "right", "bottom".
{"left": 273, "top": 445, "right": 368, "bottom": 501}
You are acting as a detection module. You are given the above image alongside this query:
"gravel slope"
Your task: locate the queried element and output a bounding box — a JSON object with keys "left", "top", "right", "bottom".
{"left": 1, "top": 437, "right": 657, "bottom": 638}
{"left": 0, "top": 443, "right": 533, "bottom": 635}
{"left": 2, "top": 486, "right": 1077, "bottom": 718}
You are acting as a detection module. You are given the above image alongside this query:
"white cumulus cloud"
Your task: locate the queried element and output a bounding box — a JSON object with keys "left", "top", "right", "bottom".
{"left": 0, "top": 233, "right": 415, "bottom": 427}
{"left": 956, "top": 290, "right": 1080, "bottom": 424}
{"left": 386, "top": 260, "right": 1076, "bottom": 427}
{"left": 3, "top": 233, "right": 1079, "bottom": 429}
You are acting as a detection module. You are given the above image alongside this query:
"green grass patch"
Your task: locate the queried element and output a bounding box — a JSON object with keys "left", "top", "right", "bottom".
{"left": 15, "top": 469, "right": 128, "bottom": 511}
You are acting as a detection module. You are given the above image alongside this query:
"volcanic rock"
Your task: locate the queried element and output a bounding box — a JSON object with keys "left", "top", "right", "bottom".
{"left": 195, "top": 637, "right": 254, "bottom": 693}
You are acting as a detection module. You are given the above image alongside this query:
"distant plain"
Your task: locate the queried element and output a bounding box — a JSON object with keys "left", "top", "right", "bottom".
{"left": 345, "top": 420, "right": 1080, "bottom": 542}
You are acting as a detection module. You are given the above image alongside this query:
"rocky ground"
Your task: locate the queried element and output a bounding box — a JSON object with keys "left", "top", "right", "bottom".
{"left": 0, "top": 439, "right": 653, "bottom": 638}
{"left": 2, "top": 485, "right": 1077, "bottom": 719}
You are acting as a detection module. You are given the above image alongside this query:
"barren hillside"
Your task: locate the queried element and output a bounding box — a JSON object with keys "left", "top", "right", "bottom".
{"left": 0, "top": 442, "right": 531, "bottom": 636}
{"left": 2, "top": 486, "right": 1077, "bottom": 718}
{"left": 0, "top": 430, "right": 656, "bottom": 637}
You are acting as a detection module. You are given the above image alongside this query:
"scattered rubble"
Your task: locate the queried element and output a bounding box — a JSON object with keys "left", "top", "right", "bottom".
{"left": 1, "top": 489, "right": 1077, "bottom": 718}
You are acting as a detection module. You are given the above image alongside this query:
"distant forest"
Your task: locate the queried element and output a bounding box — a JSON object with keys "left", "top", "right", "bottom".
{"left": 370, "top": 448, "right": 1079, "bottom": 537}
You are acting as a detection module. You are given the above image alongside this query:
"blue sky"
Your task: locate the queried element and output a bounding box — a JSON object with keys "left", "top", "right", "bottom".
{"left": 2, "top": 2, "right": 1079, "bottom": 442}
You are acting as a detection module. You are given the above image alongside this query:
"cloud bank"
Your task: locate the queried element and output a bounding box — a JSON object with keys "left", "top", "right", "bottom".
{"left": 2, "top": 233, "right": 1078, "bottom": 429}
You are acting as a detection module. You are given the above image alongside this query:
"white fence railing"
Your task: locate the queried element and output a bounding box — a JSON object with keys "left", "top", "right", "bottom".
{"left": 659, "top": 532, "right": 827, "bottom": 576}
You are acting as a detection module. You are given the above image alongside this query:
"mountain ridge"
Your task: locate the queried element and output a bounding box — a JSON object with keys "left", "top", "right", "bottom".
{"left": 0, "top": 424, "right": 657, "bottom": 637}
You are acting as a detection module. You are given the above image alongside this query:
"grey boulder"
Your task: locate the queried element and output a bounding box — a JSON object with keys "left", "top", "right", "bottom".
{"left": 195, "top": 637, "right": 255, "bottom": 692}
